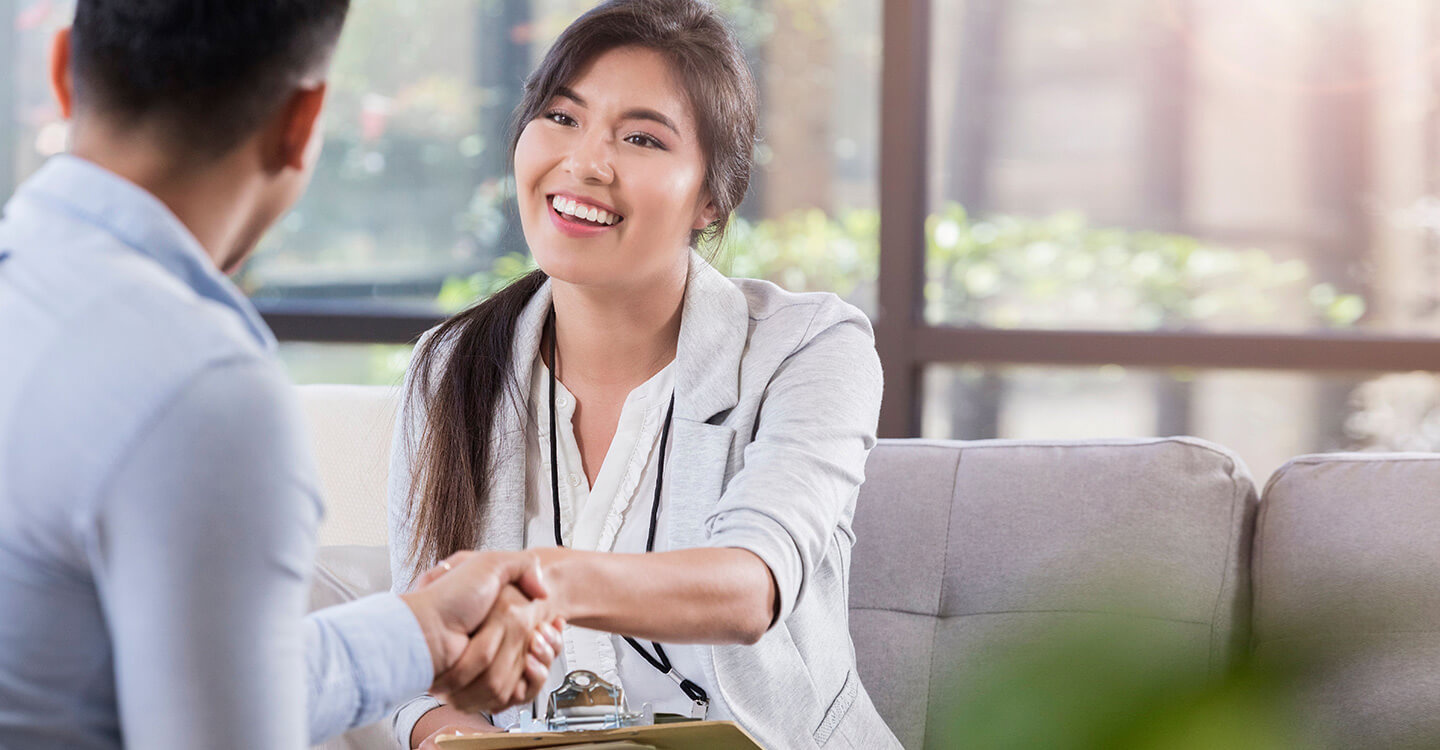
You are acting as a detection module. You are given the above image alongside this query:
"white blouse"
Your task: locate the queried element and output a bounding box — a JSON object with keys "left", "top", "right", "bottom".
{"left": 513, "top": 353, "right": 730, "bottom": 724}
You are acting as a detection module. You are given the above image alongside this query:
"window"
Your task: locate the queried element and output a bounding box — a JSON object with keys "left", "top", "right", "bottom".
{"left": 898, "top": 0, "right": 1440, "bottom": 458}
{"left": 5, "top": 0, "right": 1439, "bottom": 479}
{"left": 241, "top": 0, "right": 881, "bottom": 319}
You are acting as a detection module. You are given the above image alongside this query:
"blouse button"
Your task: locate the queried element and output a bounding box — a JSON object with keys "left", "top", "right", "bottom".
{"left": 557, "top": 394, "right": 570, "bottom": 408}
{"left": 568, "top": 473, "right": 581, "bottom": 487}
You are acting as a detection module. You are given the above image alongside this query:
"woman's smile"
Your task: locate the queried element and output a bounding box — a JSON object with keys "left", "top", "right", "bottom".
{"left": 546, "top": 192, "right": 625, "bottom": 238}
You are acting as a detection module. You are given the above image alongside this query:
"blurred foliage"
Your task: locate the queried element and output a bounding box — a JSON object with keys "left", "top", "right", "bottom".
{"left": 921, "top": 205, "right": 1364, "bottom": 331}
{"left": 438, "top": 252, "right": 539, "bottom": 313}
{"left": 716, "top": 207, "right": 880, "bottom": 312}
{"left": 276, "top": 343, "right": 413, "bottom": 387}
{"left": 936, "top": 620, "right": 1317, "bottom": 750}
{"left": 440, "top": 203, "right": 1368, "bottom": 332}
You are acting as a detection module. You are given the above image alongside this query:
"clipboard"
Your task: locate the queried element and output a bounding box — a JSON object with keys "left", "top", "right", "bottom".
{"left": 433, "top": 720, "right": 765, "bottom": 750}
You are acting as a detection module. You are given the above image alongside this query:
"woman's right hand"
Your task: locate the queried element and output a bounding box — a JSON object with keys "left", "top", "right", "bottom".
{"left": 431, "top": 584, "right": 563, "bottom": 713}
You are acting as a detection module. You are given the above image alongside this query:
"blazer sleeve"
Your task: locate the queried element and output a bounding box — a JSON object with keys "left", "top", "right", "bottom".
{"left": 702, "top": 302, "right": 883, "bottom": 625}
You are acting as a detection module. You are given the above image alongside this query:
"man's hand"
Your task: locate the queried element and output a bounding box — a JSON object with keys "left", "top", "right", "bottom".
{"left": 400, "top": 550, "right": 562, "bottom": 712}
{"left": 432, "top": 584, "right": 560, "bottom": 712}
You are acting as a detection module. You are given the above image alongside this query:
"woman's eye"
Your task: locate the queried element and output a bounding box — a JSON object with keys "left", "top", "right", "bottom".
{"left": 545, "top": 111, "right": 577, "bottom": 127}
{"left": 624, "top": 133, "right": 665, "bottom": 150}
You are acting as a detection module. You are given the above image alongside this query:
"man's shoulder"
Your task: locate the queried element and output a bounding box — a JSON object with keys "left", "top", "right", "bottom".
{"left": 49, "top": 243, "right": 266, "bottom": 372}
{"left": 0, "top": 241, "right": 280, "bottom": 505}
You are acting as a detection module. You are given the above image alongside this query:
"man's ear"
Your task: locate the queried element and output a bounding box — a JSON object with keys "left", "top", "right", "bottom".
{"left": 267, "top": 83, "right": 327, "bottom": 172}
{"left": 49, "top": 27, "right": 74, "bottom": 119}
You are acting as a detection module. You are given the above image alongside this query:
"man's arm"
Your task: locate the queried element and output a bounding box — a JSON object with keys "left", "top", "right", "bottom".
{"left": 303, "top": 594, "right": 434, "bottom": 742}
{"left": 92, "top": 358, "right": 323, "bottom": 749}
{"left": 93, "top": 357, "right": 559, "bottom": 747}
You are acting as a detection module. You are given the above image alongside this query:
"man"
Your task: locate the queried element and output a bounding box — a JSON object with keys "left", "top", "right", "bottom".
{"left": 0, "top": 2, "right": 558, "bottom": 748}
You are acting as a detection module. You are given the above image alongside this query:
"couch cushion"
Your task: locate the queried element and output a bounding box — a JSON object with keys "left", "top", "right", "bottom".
{"left": 296, "top": 385, "right": 399, "bottom": 548}
{"left": 850, "top": 437, "right": 1257, "bottom": 749}
{"left": 1254, "top": 453, "right": 1440, "bottom": 748}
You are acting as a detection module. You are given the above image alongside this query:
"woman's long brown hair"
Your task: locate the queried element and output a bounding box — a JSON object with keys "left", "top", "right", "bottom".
{"left": 404, "top": 0, "right": 759, "bottom": 579}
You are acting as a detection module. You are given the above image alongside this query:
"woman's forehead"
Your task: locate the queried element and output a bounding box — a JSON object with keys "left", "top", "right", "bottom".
{"left": 559, "top": 47, "right": 698, "bottom": 132}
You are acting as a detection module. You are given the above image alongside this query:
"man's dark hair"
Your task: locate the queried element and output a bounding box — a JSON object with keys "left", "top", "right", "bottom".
{"left": 71, "top": 0, "right": 350, "bottom": 157}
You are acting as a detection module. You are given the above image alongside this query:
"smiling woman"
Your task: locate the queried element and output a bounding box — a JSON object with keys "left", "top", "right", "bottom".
{"left": 386, "top": 1, "right": 900, "bottom": 749}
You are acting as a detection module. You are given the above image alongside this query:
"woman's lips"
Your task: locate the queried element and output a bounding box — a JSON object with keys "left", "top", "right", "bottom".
{"left": 550, "top": 193, "right": 622, "bottom": 223}
{"left": 548, "top": 201, "right": 617, "bottom": 238}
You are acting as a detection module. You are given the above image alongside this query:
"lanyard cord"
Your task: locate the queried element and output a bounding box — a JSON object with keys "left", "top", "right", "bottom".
{"left": 546, "top": 311, "right": 710, "bottom": 709}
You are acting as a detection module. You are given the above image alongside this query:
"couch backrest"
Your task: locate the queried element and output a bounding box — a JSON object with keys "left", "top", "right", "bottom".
{"left": 848, "top": 438, "right": 1259, "bottom": 749}
{"left": 1254, "top": 453, "right": 1440, "bottom": 748}
{"left": 297, "top": 385, "right": 399, "bottom": 548}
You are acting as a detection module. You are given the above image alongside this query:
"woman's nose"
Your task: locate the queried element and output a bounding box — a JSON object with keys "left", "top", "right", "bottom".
{"left": 564, "top": 133, "right": 615, "bottom": 184}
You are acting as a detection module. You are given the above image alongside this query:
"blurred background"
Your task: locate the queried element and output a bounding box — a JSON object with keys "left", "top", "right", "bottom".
{"left": 5, "top": 0, "right": 1440, "bottom": 481}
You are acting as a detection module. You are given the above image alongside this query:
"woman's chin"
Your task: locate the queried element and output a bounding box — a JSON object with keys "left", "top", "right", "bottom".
{"left": 532, "top": 251, "right": 622, "bottom": 289}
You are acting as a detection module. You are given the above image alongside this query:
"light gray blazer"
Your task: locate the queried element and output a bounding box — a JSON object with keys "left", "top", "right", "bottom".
{"left": 388, "top": 253, "right": 901, "bottom": 749}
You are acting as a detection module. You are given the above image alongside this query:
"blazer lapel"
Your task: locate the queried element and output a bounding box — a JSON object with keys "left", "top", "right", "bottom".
{"left": 666, "top": 253, "right": 749, "bottom": 549}
{"left": 675, "top": 252, "right": 748, "bottom": 423}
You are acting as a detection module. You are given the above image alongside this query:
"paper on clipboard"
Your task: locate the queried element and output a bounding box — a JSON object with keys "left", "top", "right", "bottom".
{"left": 433, "top": 720, "right": 765, "bottom": 750}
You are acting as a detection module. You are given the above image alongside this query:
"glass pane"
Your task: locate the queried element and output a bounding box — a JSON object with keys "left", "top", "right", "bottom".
{"left": 277, "top": 342, "right": 413, "bottom": 386}
{"left": 924, "top": 363, "right": 1440, "bottom": 484}
{"left": 6, "top": 1, "right": 76, "bottom": 194}
{"left": 928, "top": 0, "right": 1440, "bottom": 336}
{"left": 4, "top": 3, "right": 878, "bottom": 316}
{"left": 236, "top": 0, "right": 881, "bottom": 316}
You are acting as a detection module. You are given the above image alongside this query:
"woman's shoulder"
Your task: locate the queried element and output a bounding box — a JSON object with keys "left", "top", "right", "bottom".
{"left": 725, "top": 275, "right": 875, "bottom": 349}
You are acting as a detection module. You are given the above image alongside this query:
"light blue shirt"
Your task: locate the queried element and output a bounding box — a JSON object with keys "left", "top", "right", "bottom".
{"left": 0, "top": 156, "right": 433, "bottom": 749}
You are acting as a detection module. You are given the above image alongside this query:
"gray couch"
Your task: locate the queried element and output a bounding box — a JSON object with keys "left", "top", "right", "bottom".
{"left": 299, "top": 386, "right": 1437, "bottom": 749}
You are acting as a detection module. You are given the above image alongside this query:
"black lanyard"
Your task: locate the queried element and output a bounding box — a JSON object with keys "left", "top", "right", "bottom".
{"left": 546, "top": 312, "right": 710, "bottom": 712}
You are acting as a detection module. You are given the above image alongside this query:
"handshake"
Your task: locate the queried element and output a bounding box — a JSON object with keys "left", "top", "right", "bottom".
{"left": 399, "top": 550, "right": 565, "bottom": 714}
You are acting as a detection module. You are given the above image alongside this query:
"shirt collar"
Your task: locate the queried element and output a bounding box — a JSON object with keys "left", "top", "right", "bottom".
{"left": 10, "top": 154, "right": 277, "bottom": 351}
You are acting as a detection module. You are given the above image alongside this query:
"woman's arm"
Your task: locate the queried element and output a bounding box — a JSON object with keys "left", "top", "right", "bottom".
{"left": 537, "top": 547, "right": 778, "bottom": 645}
{"left": 410, "top": 705, "right": 501, "bottom": 749}
{"left": 538, "top": 306, "right": 880, "bottom": 647}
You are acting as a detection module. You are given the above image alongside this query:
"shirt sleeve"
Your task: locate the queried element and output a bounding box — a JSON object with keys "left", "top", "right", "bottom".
{"left": 304, "top": 593, "right": 433, "bottom": 743}
{"left": 90, "top": 357, "right": 430, "bottom": 749}
{"left": 703, "top": 305, "right": 884, "bottom": 626}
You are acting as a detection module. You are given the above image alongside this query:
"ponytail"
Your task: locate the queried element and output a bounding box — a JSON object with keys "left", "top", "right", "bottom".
{"left": 405, "top": 269, "right": 547, "bottom": 580}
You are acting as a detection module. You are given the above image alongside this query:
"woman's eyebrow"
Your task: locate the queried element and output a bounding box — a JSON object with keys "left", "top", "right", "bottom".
{"left": 623, "top": 108, "right": 680, "bottom": 137}
{"left": 556, "top": 86, "right": 587, "bottom": 106}
{"left": 555, "top": 86, "right": 680, "bottom": 137}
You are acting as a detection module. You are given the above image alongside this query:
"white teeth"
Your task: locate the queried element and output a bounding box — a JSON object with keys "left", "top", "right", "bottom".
{"left": 551, "top": 196, "right": 620, "bottom": 225}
